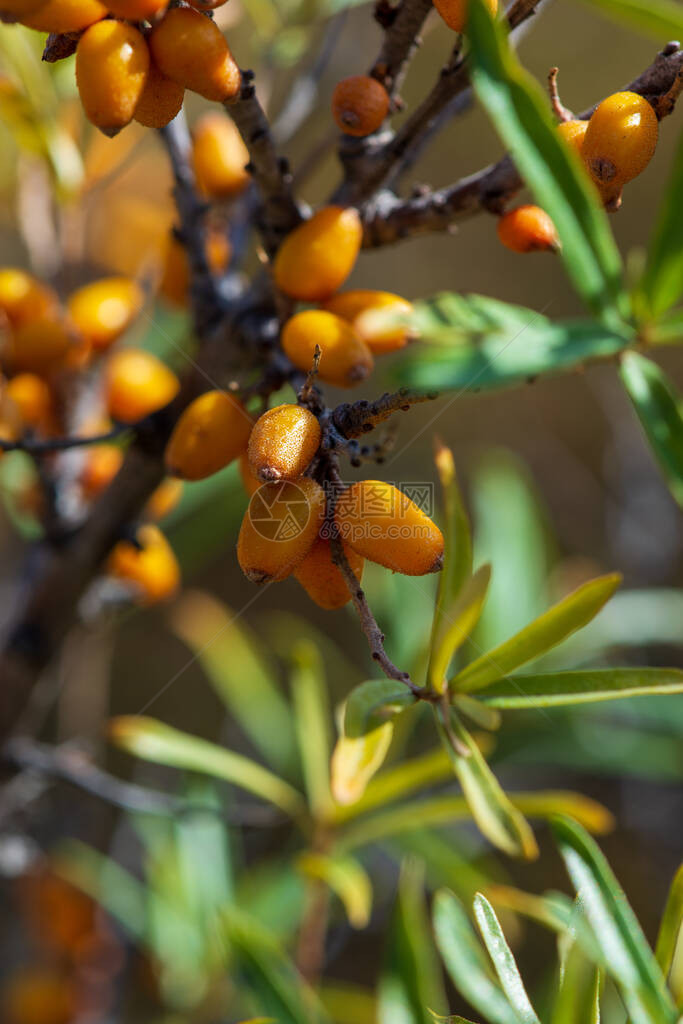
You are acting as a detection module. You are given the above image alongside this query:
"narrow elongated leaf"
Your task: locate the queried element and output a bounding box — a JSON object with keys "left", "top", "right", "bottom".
{"left": 467, "top": 1, "right": 627, "bottom": 326}
{"left": 433, "top": 889, "right": 520, "bottom": 1024}
{"left": 620, "top": 352, "right": 683, "bottom": 507}
{"left": 429, "top": 565, "right": 492, "bottom": 692}
{"left": 638, "top": 130, "right": 683, "bottom": 318}
{"left": 480, "top": 668, "right": 683, "bottom": 708}
{"left": 296, "top": 853, "right": 372, "bottom": 929}
{"left": 577, "top": 0, "right": 683, "bottom": 39}
{"left": 109, "top": 717, "right": 307, "bottom": 822}
{"left": 452, "top": 574, "right": 622, "bottom": 694}
{"left": 330, "top": 681, "right": 415, "bottom": 806}
{"left": 290, "top": 641, "right": 332, "bottom": 817}
{"left": 552, "top": 816, "right": 678, "bottom": 1024}
{"left": 453, "top": 695, "right": 502, "bottom": 731}
{"left": 473, "top": 894, "right": 541, "bottom": 1024}
{"left": 436, "top": 711, "right": 538, "bottom": 860}
{"left": 331, "top": 748, "right": 453, "bottom": 824}
{"left": 655, "top": 864, "right": 683, "bottom": 979}
{"left": 551, "top": 937, "right": 601, "bottom": 1024}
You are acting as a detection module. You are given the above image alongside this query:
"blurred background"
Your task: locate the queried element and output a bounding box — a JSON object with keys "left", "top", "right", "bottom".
{"left": 0, "top": 0, "right": 681, "bottom": 1021}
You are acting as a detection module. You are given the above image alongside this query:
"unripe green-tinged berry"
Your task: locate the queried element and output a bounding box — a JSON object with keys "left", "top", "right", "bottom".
{"left": 149, "top": 7, "right": 240, "bottom": 103}
{"left": 248, "top": 404, "right": 321, "bottom": 482}
{"left": 273, "top": 206, "right": 362, "bottom": 302}
{"left": 497, "top": 205, "right": 559, "bottom": 253}
{"left": 332, "top": 75, "right": 390, "bottom": 137}
{"left": 165, "top": 390, "right": 252, "bottom": 481}
{"left": 294, "top": 534, "right": 363, "bottom": 609}
{"left": 324, "top": 289, "right": 413, "bottom": 354}
{"left": 76, "top": 20, "right": 150, "bottom": 136}
{"left": 335, "top": 480, "right": 444, "bottom": 575}
{"left": 282, "top": 310, "right": 373, "bottom": 389}
{"left": 237, "top": 477, "right": 325, "bottom": 584}
{"left": 582, "top": 91, "right": 658, "bottom": 190}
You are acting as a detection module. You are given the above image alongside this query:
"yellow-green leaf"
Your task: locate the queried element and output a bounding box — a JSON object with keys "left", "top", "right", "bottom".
{"left": 296, "top": 852, "right": 372, "bottom": 929}
{"left": 429, "top": 565, "right": 492, "bottom": 693}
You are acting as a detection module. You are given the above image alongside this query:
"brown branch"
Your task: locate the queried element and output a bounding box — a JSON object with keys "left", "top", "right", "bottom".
{"left": 370, "top": 0, "right": 434, "bottom": 98}
{"left": 331, "top": 387, "right": 439, "bottom": 437}
{"left": 0, "top": 424, "right": 128, "bottom": 455}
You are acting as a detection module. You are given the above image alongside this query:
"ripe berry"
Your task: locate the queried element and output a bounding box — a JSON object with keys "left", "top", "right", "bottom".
{"left": 582, "top": 91, "right": 658, "bottom": 190}
{"left": 6, "top": 315, "right": 79, "bottom": 374}
{"left": 0, "top": 269, "right": 59, "bottom": 327}
{"left": 557, "top": 118, "right": 588, "bottom": 156}
{"left": 5, "top": 374, "right": 55, "bottom": 433}
{"left": 1, "top": 967, "right": 75, "bottom": 1024}
{"left": 105, "top": 348, "right": 179, "bottom": 423}
{"left": 188, "top": 0, "right": 228, "bottom": 9}
{"left": 76, "top": 20, "right": 150, "bottom": 136}
{"left": 294, "top": 535, "right": 364, "bottom": 610}
{"left": 21, "top": 0, "right": 106, "bottom": 32}
{"left": 332, "top": 75, "right": 390, "bottom": 137}
{"left": 239, "top": 451, "right": 261, "bottom": 496}
{"left": 80, "top": 444, "right": 124, "bottom": 499}
{"left": 159, "top": 227, "right": 231, "bottom": 307}
{"left": 0, "top": 0, "right": 48, "bottom": 19}
{"left": 237, "top": 477, "right": 325, "bottom": 584}
{"left": 248, "top": 404, "right": 321, "bottom": 482}
{"left": 192, "top": 112, "right": 249, "bottom": 199}
{"left": 133, "top": 61, "right": 185, "bottom": 130}
{"left": 273, "top": 206, "right": 363, "bottom": 302}
{"left": 144, "top": 477, "right": 183, "bottom": 520}
{"left": 105, "top": 0, "right": 166, "bottom": 19}
{"left": 108, "top": 523, "right": 180, "bottom": 604}
{"left": 149, "top": 7, "right": 241, "bottom": 103}
{"left": 282, "top": 310, "right": 373, "bottom": 389}
{"left": 496, "top": 205, "right": 559, "bottom": 253}
{"left": 324, "top": 289, "right": 413, "bottom": 354}
{"left": 335, "top": 480, "right": 444, "bottom": 576}
{"left": 165, "top": 390, "right": 252, "bottom": 481}
{"left": 68, "top": 276, "right": 143, "bottom": 352}
{"left": 433, "top": 0, "right": 497, "bottom": 32}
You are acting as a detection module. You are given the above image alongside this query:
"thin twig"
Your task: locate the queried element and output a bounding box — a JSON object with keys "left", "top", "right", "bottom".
{"left": 547, "top": 67, "right": 573, "bottom": 122}
{"left": 332, "top": 388, "right": 439, "bottom": 438}
{"left": 0, "top": 425, "right": 128, "bottom": 455}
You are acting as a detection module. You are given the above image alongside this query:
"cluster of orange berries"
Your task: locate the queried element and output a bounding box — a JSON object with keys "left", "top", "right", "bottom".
{"left": 1, "top": 0, "right": 240, "bottom": 135}
{"left": 497, "top": 91, "right": 659, "bottom": 254}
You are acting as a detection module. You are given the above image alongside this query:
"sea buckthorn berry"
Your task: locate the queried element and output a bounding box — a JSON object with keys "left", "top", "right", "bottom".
{"left": 108, "top": 523, "right": 180, "bottom": 604}
{"left": 149, "top": 7, "right": 241, "bottom": 103}
{"left": 133, "top": 61, "right": 185, "bottom": 130}
{"left": 105, "top": 349, "right": 179, "bottom": 423}
{"left": 282, "top": 310, "right": 373, "bottom": 389}
{"left": 144, "top": 477, "right": 183, "bottom": 521}
{"left": 239, "top": 451, "right": 261, "bottom": 496}
{"left": 496, "top": 205, "right": 559, "bottom": 253}
{"left": 248, "top": 404, "right": 321, "bottom": 482}
{"left": 433, "top": 0, "right": 497, "bottom": 32}
{"left": 324, "top": 289, "right": 413, "bottom": 354}
{"left": 159, "top": 227, "right": 231, "bottom": 307}
{"left": 557, "top": 118, "right": 588, "bottom": 155}
{"left": 237, "top": 477, "right": 325, "bottom": 584}
{"left": 2, "top": 967, "right": 76, "bottom": 1024}
{"left": 106, "top": 0, "right": 166, "bottom": 20}
{"left": 0, "top": 0, "right": 48, "bottom": 19}
{"left": 335, "top": 480, "right": 444, "bottom": 576}
{"left": 165, "top": 390, "right": 252, "bottom": 481}
{"left": 294, "top": 535, "right": 364, "bottom": 610}
{"left": 80, "top": 444, "right": 124, "bottom": 499}
{"left": 6, "top": 315, "right": 79, "bottom": 374}
{"left": 67, "top": 276, "right": 143, "bottom": 352}
{"left": 188, "top": 0, "right": 228, "bottom": 9}
{"left": 273, "top": 206, "right": 363, "bottom": 302}
{"left": 76, "top": 20, "right": 150, "bottom": 137}
{"left": 5, "top": 374, "right": 55, "bottom": 433}
{"left": 192, "top": 112, "right": 249, "bottom": 199}
{"left": 332, "top": 75, "right": 390, "bottom": 137}
{"left": 21, "top": 0, "right": 106, "bottom": 32}
{"left": 0, "top": 269, "right": 59, "bottom": 327}
{"left": 582, "top": 91, "right": 658, "bottom": 188}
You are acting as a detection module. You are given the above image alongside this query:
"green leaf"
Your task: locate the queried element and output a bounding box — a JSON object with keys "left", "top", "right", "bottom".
{"left": 330, "top": 680, "right": 415, "bottom": 806}
{"left": 296, "top": 853, "right": 372, "bottom": 929}
{"left": 170, "top": 590, "right": 296, "bottom": 774}
{"left": 473, "top": 894, "right": 541, "bottom": 1024}
{"left": 433, "top": 889, "right": 520, "bottom": 1024}
{"left": 480, "top": 667, "right": 683, "bottom": 708}
{"left": 331, "top": 748, "right": 454, "bottom": 824}
{"left": 467, "top": 1, "right": 627, "bottom": 326}
{"left": 378, "top": 861, "right": 446, "bottom": 1024}
{"left": 552, "top": 816, "right": 678, "bottom": 1024}
{"left": 436, "top": 711, "right": 538, "bottom": 860}
{"left": 108, "top": 717, "right": 307, "bottom": 822}
{"left": 397, "top": 301, "right": 631, "bottom": 394}
{"left": 453, "top": 695, "right": 502, "bottom": 731}
{"left": 655, "top": 863, "right": 683, "bottom": 981}
{"left": 638, "top": 130, "right": 683, "bottom": 318}
{"left": 290, "top": 641, "right": 332, "bottom": 817}
{"left": 452, "top": 574, "right": 622, "bottom": 694}
{"left": 620, "top": 352, "right": 683, "bottom": 508}
{"left": 551, "top": 937, "right": 601, "bottom": 1024}
{"left": 429, "top": 565, "right": 492, "bottom": 693}
{"left": 650, "top": 307, "right": 683, "bottom": 346}
{"left": 576, "top": 0, "right": 683, "bottom": 39}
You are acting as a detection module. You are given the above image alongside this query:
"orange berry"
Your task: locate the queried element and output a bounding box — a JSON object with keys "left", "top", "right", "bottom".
{"left": 106, "top": 0, "right": 166, "bottom": 18}
{"left": 149, "top": 6, "right": 241, "bottom": 103}
{"left": 108, "top": 523, "right": 180, "bottom": 604}
{"left": 237, "top": 476, "right": 325, "bottom": 584}
{"left": 273, "top": 206, "right": 362, "bottom": 302}
{"left": 5, "top": 374, "right": 55, "bottom": 432}
{"left": 68, "top": 276, "right": 143, "bottom": 352}
{"left": 76, "top": 20, "right": 150, "bottom": 136}
{"left": 332, "top": 75, "right": 390, "bottom": 137}
{"left": 582, "top": 91, "right": 658, "bottom": 189}
{"left": 159, "top": 227, "right": 231, "bottom": 307}
{"left": 2, "top": 968, "right": 76, "bottom": 1024}
{"left": 496, "top": 205, "right": 559, "bottom": 253}
{"left": 192, "top": 112, "right": 249, "bottom": 199}
{"left": 6, "top": 315, "right": 79, "bottom": 374}
{"left": 557, "top": 118, "right": 588, "bottom": 156}
{"left": 133, "top": 60, "right": 185, "bottom": 129}
{"left": 19, "top": 868, "right": 97, "bottom": 958}
{"left": 80, "top": 444, "right": 124, "bottom": 498}
{"left": 335, "top": 480, "right": 444, "bottom": 576}
{"left": 238, "top": 450, "right": 261, "bottom": 496}
{"left": 188, "top": 0, "right": 228, "bottom": 8}
{"left": 294, "top": 534, "right": 363, "bottom": 610}
{"left": 0, "top": 269, "right": 59, "bottom": 327}
{"left": 282, "top": 310, "right": 373, "bottom": 389}
{"left": 21, "top": 0, "right": 106, "bottom": 32}
{"left": 248, "top": 403, "right": 321, "bottom": 482}
{"left": 0, "top": 0, "right": 48, "bottom": 19}
{"left": 165, "top": 389, "right": 252, "bottom": 480}
{"left": 144, "top": 476, "right": 183, "bottom": 520}
{"left": 324, "top": 289, "right": 413, "bottom": 355}
{"left": 433, "top": 0, "right": 497, "bottom": 32}
{"left": 105, "top": 348, "right": 179, "bottom": 423}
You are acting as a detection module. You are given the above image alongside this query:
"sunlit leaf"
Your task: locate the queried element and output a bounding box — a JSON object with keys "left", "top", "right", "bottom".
{"left": 551, "top": 936, "right": 601, "bottom": 1024}
{"left": 296, "top": 852, "right": 372, "bottom": 929}
{"left": 331, "top": 748, "right": 453, "bottom": 824}
{"left": 318, "top": 983, "right": 377, "bottom": 1024}
{"left": 480, "top": 667, "right": 683, "bottom": 708}
{"left": 576, "top": 0, "right": 683, "bottom": 39}
{"left": 473, "top": 894, "right": 541, "bottom": 1024}
{"left": 429, "top": 565, "right": 491, "bottom": 692}
{"left": 637, "top": 130, "right": 683, "bottom": 318}
{"left": 290, "top": 640, "right": 332, "bottom": 817}
{"left": 655, "top": 863, "right": 683, "bottom": 982}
